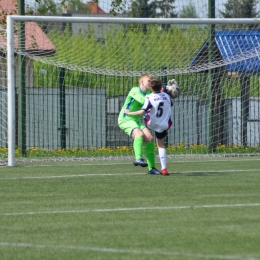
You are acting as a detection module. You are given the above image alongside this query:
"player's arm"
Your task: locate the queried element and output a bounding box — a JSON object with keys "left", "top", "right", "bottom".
{"left": 125, "top": 96, "right": 151, "bottom": 115}
{"left": 124, "top": 109, "right": 146, "bottom": 116}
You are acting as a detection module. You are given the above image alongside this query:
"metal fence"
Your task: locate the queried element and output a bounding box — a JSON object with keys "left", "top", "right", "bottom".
{"left": 1, "top": 88, "right": 260, "bottom": 149}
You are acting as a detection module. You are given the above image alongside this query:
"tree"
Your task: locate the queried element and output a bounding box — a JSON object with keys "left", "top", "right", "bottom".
{"left": 128, "top": 0, "right": 177, "bottom": 32}
{"left": 156, "top": 0, "right": 177, "bottom": 30}
{"left": 129, "top": 0, "right": 177, "bottom": 18}
{"left": 179, "top": 0, "right": 199, "bottom": 18}
{"left": 241, "top": 0, "right": 259, "bottom": 17}
{"left": 130, "top": 0, "right": 157, "bottom": 18}
{"left": 36, "top": 0, "right": 61, "bottom": 15}
{"left": 110, "top": 0, "right": 125, "bottom": 15}
{"left": 127, "top": 0, "right": 157, "bottom": 33}
{"left": 219, "top": 0, "right": 259, "bottom": 18}
{"left": 35, "top": 0, "right": 68, "bottom": 15}
{"left": 34, "top": 0, "right": 89, "bottom": 15}
{"left": 156, "top": 0, "right": 178, "bottom": 19}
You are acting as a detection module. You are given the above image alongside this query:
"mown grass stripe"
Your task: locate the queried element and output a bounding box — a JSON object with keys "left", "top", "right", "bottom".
{"left": 0, "top": 242, "right": 258, "bottom": 260}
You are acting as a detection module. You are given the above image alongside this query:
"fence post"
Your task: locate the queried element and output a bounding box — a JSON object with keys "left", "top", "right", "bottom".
{"left": 59, "top": 67, "right": 66, "bottom": 149}
{"left": 18, "top": 0, "right": 26, "bottom": 156}
{"left": 241, "top": 73, "right": 250, "bottom": 146}
{"left": 208, "top": 0, "right": 216, "bottom": 152}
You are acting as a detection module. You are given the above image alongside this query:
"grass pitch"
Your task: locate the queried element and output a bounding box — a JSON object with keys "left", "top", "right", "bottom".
{"left": 0, "top": 157, "right": 260, "bottom": 260}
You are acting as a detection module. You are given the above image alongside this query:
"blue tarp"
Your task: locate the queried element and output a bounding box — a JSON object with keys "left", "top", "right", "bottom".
{"left": 190, "top": 30, "right": 260, "bottom": 72}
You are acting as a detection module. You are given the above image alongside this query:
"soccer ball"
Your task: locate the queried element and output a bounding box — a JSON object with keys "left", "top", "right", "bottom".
{"left": 165, "top": 79, "right": 180, "bottom": 99}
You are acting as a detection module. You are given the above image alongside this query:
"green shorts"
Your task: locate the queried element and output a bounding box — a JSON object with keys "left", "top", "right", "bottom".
{"left": 118, "top": 119, "right": 146, "bottom": 137}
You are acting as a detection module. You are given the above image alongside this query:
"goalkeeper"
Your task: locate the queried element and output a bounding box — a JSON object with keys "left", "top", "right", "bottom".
{"left": 124, "top": 78, "right": 173, "bottom": 176}
{"left": 118, "top": 74, "right": 161, "bottom": 175}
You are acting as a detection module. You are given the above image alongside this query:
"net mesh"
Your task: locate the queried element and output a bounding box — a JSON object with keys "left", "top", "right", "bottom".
{"left": 1, "top": 0, "right": 260, "bottom": 164}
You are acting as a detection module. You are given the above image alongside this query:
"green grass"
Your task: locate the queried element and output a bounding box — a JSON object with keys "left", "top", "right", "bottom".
{"left": 0, "top": 157, "right": 260, "bottom": 260}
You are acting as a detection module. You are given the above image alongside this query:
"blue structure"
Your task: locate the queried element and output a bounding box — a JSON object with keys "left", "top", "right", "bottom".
{"left": 190, "top": 30, "right": 260, "bottom": 72}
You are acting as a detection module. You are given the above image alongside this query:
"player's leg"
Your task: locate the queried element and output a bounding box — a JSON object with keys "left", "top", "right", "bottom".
{"left": 155, "top": 131, "right": 169, "bottom": 175}
{"left": 142, "top": 127, "right": 161, "bottom": 174}
{"left": 131, "top": 128, "right": 148, "bottom": 167}
{"left": 119, "top": 120, "right": 147, "bottom": 166}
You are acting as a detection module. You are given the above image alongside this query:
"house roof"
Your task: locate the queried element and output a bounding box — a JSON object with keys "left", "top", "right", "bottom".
{"left": 189, "top": 30, "right": 260, "bottom": 72}
{"left": 84, "top": 2, "right": 106, "bottom": 14}
{"left": 0, "top": 0, "right": 55, "bottom": 56}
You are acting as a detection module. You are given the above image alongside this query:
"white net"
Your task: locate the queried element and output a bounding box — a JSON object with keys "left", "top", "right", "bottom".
{"left": 2, "top": 0, "right": 260, "bottom": 165}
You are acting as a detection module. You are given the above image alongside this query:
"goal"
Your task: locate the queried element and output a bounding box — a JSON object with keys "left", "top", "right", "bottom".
{"left": 3, "top": 15, "right": 260, "bottom": 166}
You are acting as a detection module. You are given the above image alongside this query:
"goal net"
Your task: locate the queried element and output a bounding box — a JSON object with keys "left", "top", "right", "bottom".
{"left": 2, "top": 14, "right": 260, "bottom": 165}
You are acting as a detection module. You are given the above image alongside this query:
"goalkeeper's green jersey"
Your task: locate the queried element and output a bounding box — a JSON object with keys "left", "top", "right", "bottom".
{"left": 118, "top": 86, "right": 151, "bottom": 123}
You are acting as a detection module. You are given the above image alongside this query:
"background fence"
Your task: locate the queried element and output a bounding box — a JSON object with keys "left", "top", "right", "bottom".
{"left": 1, "top": 88, "right": 260, "bottom": 150}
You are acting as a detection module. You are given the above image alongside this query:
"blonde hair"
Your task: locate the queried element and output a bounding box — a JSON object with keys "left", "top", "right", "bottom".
{"left": 139, "top": 73, "right": 152, "bottom": 85}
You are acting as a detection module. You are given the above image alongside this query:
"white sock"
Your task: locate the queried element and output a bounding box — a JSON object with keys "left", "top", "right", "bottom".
{"left": 158, "top": 148, "right": 166, "bottom": 170}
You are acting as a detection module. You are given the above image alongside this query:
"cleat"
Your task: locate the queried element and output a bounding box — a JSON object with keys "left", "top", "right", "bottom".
{"left": 161, "top": 168, "right": 169, "bottom": 175}
{"left": 134, "top": 159, "right": 148, "bottom": 167}
{"left": 148, "top": 167, "right": 161, "bottom": 175}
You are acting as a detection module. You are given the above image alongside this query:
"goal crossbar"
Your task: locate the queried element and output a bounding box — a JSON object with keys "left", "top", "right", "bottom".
{"left": 7, "top": 16, "right": 260, "bottom": 24}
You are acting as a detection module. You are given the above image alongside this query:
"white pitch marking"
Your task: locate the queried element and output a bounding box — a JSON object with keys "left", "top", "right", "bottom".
{"left": 1, "top": 168, "right": 260, "bottom": 180}
{"left": 0, "top": 242, "right": 258, "bottom": 260}
{"left": 1, "top": 203, "right": 260, "bottom": 216}
{"left": 0, "top": 172, "right": 145, "bottom": 180}
{"left": 24, "top": 162, "right": 134, "bottom": 167}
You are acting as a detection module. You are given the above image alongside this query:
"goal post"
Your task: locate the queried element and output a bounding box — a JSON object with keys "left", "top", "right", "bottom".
{"left": 4, "top": 15, "right": 260, "bottom": 166}
{"left": 7, "top": 15, "right": 15, "bottom": 166}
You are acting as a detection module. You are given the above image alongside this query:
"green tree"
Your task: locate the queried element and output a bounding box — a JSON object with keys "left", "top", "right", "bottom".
{"left": 179, "top": 0, "right": 199, "bottom": 18}
{"left": 219, "top": 0, "right": 259, "bottom": 18}
{"left": 156, "top": 0, "right": 177, "bottom": 19}
{"left": 110, "top": 0, "right": 127, "bottom": 15}
{"left": 128, "top": 0, "right": 177, "bottom": 32}
{"left": 128, "top": 0, "right": 157, "bottom": 33}
{"left": 129, "top": 0, "right": 177, "bottom": 18}
{"left": 130, "top": 0, "right": 157, "bottom": 18}
{"left": 241, "top": 0, "right": 259, "bottom": 17}
{"left": 36, "top": 0, "right": 60, "bottom": 15}
{"left": 7, "top": 0, "right": 67, "bottom": 16}
{"left": 156, "top": 0, "right": 177, "bottom": 30}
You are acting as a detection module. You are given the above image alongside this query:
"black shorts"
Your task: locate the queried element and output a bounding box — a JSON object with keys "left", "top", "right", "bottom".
{"left": 155, "top": 130, "right": 167, "bottom": 139}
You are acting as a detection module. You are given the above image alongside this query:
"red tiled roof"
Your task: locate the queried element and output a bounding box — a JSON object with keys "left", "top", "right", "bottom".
{"left": 0, "top": 0, "right": 55, "bottom": 55}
